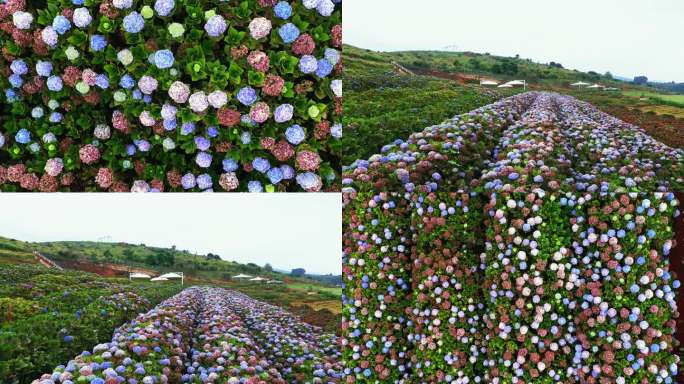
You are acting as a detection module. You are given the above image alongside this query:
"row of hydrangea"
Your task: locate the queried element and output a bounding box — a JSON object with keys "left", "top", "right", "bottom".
{"left": 33, "top": 286, "right": 342, "bottom": 383}
{"left": 342, "top": 92, "right": 684, "bottom": 194}
{"left": 343, "top": 191, "right": 681, "bottom": 383}
{"left": 0, "top": 0, "right": 341, "bottom": 191}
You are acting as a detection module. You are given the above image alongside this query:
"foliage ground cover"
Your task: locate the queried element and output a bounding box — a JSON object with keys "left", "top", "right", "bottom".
{"left": 0, "top": 264, "right": 182, "bottom": 383}
{"left": 0, "top": 0, "right": 341, "bottom": 192}
{"left": 342, "top": 92, "right": 684, "bottom": 383}
{"left": 32, "top": 286, "right": 342, "bottom": 383}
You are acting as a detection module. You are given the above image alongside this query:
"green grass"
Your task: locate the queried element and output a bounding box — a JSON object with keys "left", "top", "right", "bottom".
{"left": 287, "top": 282, "right": 342, "bottom": 296}
{"left": 343, "top": 45, "right": 520, "bottom": 164}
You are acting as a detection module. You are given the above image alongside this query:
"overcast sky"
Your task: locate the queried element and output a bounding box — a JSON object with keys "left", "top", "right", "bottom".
{"left": 345, "top": 0, "right": 684, "bottom": 82}
{"left": 0, "top": 194, "right": 341, "bottom": 274}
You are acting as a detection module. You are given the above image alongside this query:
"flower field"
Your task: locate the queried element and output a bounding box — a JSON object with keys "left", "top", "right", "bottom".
{"left": 32, "top": 286, "right": 342, "bottom": 383}
{"left": 0, "top": 0, "right": 341, "bottom": 192}
{"left": 0, "top": 264, "right": 182, "bottom": 383}
{"left": 342, "top": 93, "right": 683, "bottom": 383}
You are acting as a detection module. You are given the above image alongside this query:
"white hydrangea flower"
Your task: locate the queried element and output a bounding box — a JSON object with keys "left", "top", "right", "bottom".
{"left": 207, "top": 90, "right": 228, "bottom": 109}
{"left": 112, "top": 0, "right": 133, "bottom": 9}
{"left": 330, "top": 79, "right": 342, "bottom": 97}
{"left": 117, "top": 49, "right": 134, "bottom": 66}
{"left": 12, "top": 11, "right": 33, "bottom": 30}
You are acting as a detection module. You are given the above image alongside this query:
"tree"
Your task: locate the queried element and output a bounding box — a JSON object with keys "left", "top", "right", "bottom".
{"left": 291, "top": 268, "right": 306, "bottom": 277}
{"left": 264, "top": 263, "right": 273, "bottom": 272}
{"left": 634, "top": 76, "right": 648, "bottom": 85}
{"left": 604, "top": 71, "right": 613, "bottom": 79}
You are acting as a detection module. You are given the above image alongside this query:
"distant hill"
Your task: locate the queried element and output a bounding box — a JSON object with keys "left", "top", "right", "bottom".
{"left": 0, "top": 236, "right": 338, "bottom": 287}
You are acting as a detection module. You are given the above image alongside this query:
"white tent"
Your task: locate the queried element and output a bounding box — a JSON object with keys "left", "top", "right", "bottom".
{"left": 129, "top": 272, "right": 151, "bottom": 280}
{"left": 233, "top": 274, "right": 253, "bottom": 279}
{"left": 159, "top": 272, "right": 184, "bottom": 285}
{"left": 150, "top": 277, "right": 168, "bottom": 282}
{"left": 498, "top": 84, "right": 513, "bottom": 88}
{"left": 249, "top": 277, "right": 267, "bottom": 282}
{"left": 504, "top": 80, "right": 526, "bottom": 90}
{"left": 571, "top": 81, "right": 590, "bottom": 87}
{"left": 588, "top": 84, "right": 603, "bottom": 89}
{"left": 479, "top": 80, "right": 498, "bottom": 86}
{"left": 267, "top": 280, "right": 283, "bottom": 284}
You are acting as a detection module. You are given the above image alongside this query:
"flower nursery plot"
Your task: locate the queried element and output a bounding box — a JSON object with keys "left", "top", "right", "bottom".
{"left": 0, "top": 0, "right": 341, "bottom": 192}
{"left": 32, "top": 286, "right": 343, "bottom": 383}
{"left": 342, "top": 92, "right": 684, "bottom": 383}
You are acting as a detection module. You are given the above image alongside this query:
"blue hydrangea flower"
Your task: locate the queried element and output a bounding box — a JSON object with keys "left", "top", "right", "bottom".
{"left": 237, "top": 87, "right": 257, "bottom": 106}
{"left": 196, "top": 173, "right": 212, "bottom": 190}
{"left": 15, "top": 128, "right": 31, "bottom": 144}
{"left": 153, "top": 49, "right": 174, "bottom": 69}
{"left": 267, "top": 167, "right": 283, "bottom": 184}
{"left": 154, "top": 0, "right": 174, "bottom": 16}
{"left": 120, "top": 74, "right": 135, "bottom": 89}
{"left": 181, "top": 122, "right": 196, "bottom": 135}
{"left": 134, "top": 139, "right": 151, "bottom": 151}
{"left": 72, "top": 0, "right": 84, "bottom": 5}
{"left": 324, "top": 48, "right": 340, "bottom": 65}
{"left": 163, "top": 119, "right": 177, "bottom": 131}
{"left": 90, "top": 34, "right": 107, "bottom": 51}
{"left": 247, "top": 180, "right": 263, "bottom": 192}
{"left": 204, "top": 15, "right": 227, "bottom": 37}
{"left": 274, "top": 104, "right": 294, "bottom": 123}
{"left": 181, "top": 173, "right": 196, "bottom": 189}
{"left": 10, "top": 59, "right": 28, "bottom": 75}
{"left": 281, "top": 165, "right": 295, "bottom": 179}
{"left": 195, "top": 152, "right": 212, "bottom": 168}
{"left": 315, "top": 58, "right": 333, "bottom": 78}
{"left": 278, "top": 23, "right": 299, "bottom": 43}
{"left": 47, "top": 76, "right": 63, "bottom": 91}
{"left": 240, "top": 131, "right": 251, "bottom": 144}
{"left": 0, "top": 134, "right": 4, "bottom": 148}
{"left": 122, "top": 12, "right": 144, "bottom": 33}
{"left": 194, "top": 136, "right": 210, "bottom": 151}
{"left": 207, "top": 126, "right": 219, "bottom": 138}
{"left": 331, "top": 122, "right": 342, "bottom": 138}
{"left": 299, "top": 55, "right": 318, "bottom": 74}
{"left": 132, "top": 89, "right": 143, "bottom": 100}
{"left": 49, "top": 112, "right": 63, "bottom": 123}
{"left": 9, "top": 74, "right": 23, "bottom": 88}
{"left": 317, "top": 0, "right": 335, "bottom": 16}
{"left": 126, "top": 144, "right": 136, "bottom": 156}
{"left": 52, "top": 15, "right": 72, "bottom": 35}
{"left": 296, "top": 172, "right": 320, "bottom": 189}
{"left": 223, "top": 158, "right": 238, "bottom": 172}
{"left": 36, "top": 61, "right": 53, "bottom": 77}
{"left": 252, "top": 157, "right": 270, "bottom": 173}
{"left": 4, "top": 89, "right": 18, "bottom": 102}
{"left": 95, "top": 74, "right": 109, "bottom": 89}
{"left": 274, "top": 2, "right": 292, "bottom": 19}
{"left": 285, "top": 124, "right": 305, "bottom": 145}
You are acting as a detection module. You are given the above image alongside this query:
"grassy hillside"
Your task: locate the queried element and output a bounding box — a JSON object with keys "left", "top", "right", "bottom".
{"left": 345, "top": 44, "right": 684, "bottom": 151}
{"left": 343, "top": 45, "right": 520, "bottom": 164}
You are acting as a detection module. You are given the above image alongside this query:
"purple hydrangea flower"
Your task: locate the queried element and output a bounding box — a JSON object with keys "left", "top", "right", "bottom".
{"left": 194, "top": 136, "right": 210, "bottom": 151}
{"left": 181, "top": 173, "right": 196, "bottom": 189}
{"left": 47, "top": 76, "right": 63, "bottom": 91}
{"left": 181, "top": 122, "right": 195, "bottom": 135}
{"left": 247, "top": 180, "right": 263, "bottom": 192}
{"left": 95, "top": 74, "right": 109, "bottom": 89}
{"left": 122, "top": 12, "right": 144, "bottom": 33}
{"left": 237, "top": 87, "right": 257, "bottom": 106}
{"left": 296, "top": 172, "right": 321, "bottom": 190}
{"left": 331, "top": 123, "right": 342, "bottom": 138}
{"left": 317, "top": 0, "right": 335, "bottom": 16}
{"left": 41, "top": 27, "right": 58, "bottom": 46}
{"left": 274, "top": 104, "right": 294, "bottom": 123}
{"left": 281, "top": 165, "right": 295, "bottom": 180}
{"left": 207, "top": 126, "right": 218, "bottom": 138}
{"left": 252, "top": 157, "right": 270, "bottom": 173}
{"left": 36, "top": 61, "right": 53, "bottom": 77}
{"left": 267, "top": 167, "right": 283, "bottom": 184}
{"left": 195, "top": 152, "right": 212, "bottom": 168}
{"left": 285, "top": 125, "right": 305, "bottom": 145}
{"left": 299, "top": 55, "right": 318, "bottom": 74}
{"left": 9, "top": 74, "right": 23, "bottom": 88}
{"left": 197, "top": 173, "right": 212, "bottom": 190}
{"left": 154, "top": 0, "right": 174, "bottom": 16}
{"left": 223, "top": 158, "right": 238, "bottom": 172}
{"left": 204, "top": 15, "right": 227, "bottom": 37}
{"left": 10, "top": 59, "right": 28, "bottom": 75}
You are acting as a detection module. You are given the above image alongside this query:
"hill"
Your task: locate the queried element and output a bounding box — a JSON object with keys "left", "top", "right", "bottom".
{"left": 344, "top": 44, "right": 684, "bottom": 153}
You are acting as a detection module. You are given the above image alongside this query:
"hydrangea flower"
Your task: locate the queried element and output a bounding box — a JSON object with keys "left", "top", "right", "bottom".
{"left": 12, "top": 11, "right": 33, "bottom": 29}
{"left": 278, "top": 23, "right": 300, "bottom": 43}
{"left": 204, "top": 15, "right": 227, "bottom": 37}
{"left": 153, "top": 49, "right": 174, "bottom": 69}
{"left": 154, "top": 0, "right": 174, "bottom": 16}
{"left": 122, "top": 12, "right": 144, "bottom": 33}
{"left": 52, "top": 15, "right": 72, "bottom": 34}
{"left": 285, "top": 125, "right": 305, "bottom": 145}
{"left": 73, "top": 8, "right": 93, "bottom": 28}
{"left": 274, "top": 2, "right": 292, "bottom": 19}
{"left": 237, "top": 87, "right": 257, "bottom": 106}
{"left": 299, "top": 55, "right": 318, "bottom": 74}
{"left": 36, "top": 61, "right": 53, "bottom": 77}
{"left": 90, "top": 35, "right": 107, "bottom": 51}
{"left": 248, "top": 17, "right": 272, "bottom": 39}
{"left": 274, "top": 104, "right": 294, "bottom": 123}
{"left": 247, "top": 180, "right": 263, "bottom": 192}
{"left": 46, "top": 76, "right": 63, "bottom": 92}
{"left": 15, "top": 129, "right": 31, "bottom": 144}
